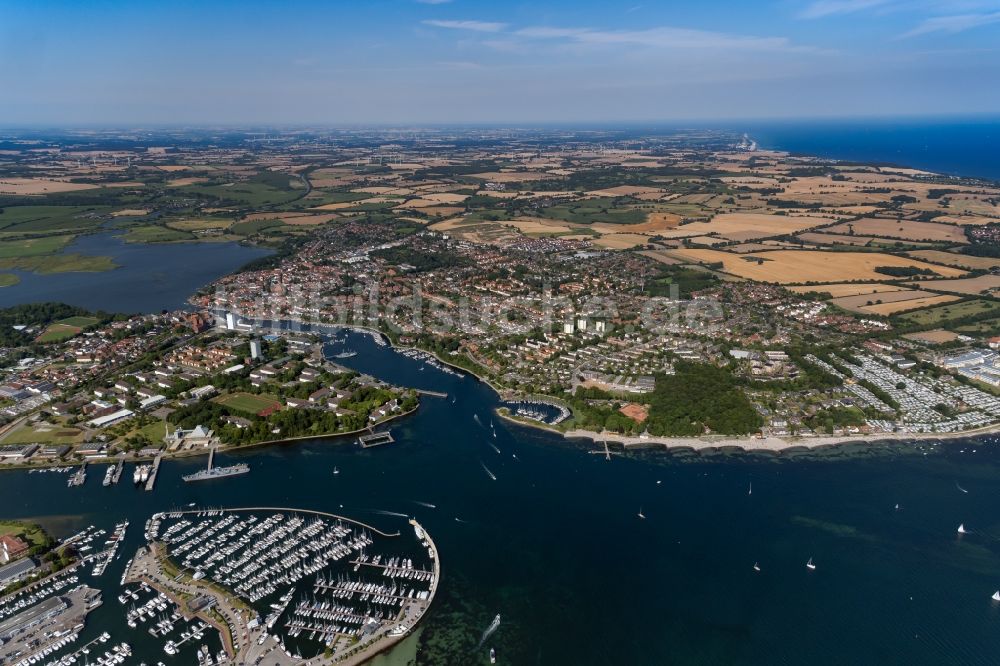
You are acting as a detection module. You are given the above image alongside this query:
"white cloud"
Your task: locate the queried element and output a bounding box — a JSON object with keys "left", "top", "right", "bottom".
{"left": 901, "top": 11, "right": 1000, "bottom": 36}
{"left": 422, "top": 19, "right": 507, "bottom": 32}
{"left": 515, "top": 25, "right": 812, "bottom": 52}
{"left": 798, "top": 0, "right": 892, "bottom": 19}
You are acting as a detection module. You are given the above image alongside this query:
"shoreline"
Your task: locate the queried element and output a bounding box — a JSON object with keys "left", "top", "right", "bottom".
{"left": 562, "top": 422, "right": 1000, "bottom": 453}
{"left": 210, "top": 312, "right": 1000, "bottom": 457}
{"left": 0, "top": 405, "right": 419, "bottom": 473}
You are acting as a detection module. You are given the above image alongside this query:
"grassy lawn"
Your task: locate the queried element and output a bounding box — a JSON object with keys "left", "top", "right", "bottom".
{"left": 214, "top": 391, "right": 282, "bottom": 415}
{"left": 0, "top": 206, "right": 110, "bottom": 234}
{"left": 138, "top": 420, "right": 174, "bottom": 442}
{"left": 36, "top": 323, "right": 81, "bottom": 343}
{"left": 1, "top": 422, "right": 84, "bottom": 445}
{"left": 228, "top": 218, "right": 284, "bottom": 236}
{"left": 0, "top": 234, "right": 75, "bottom": 258}
{"left": 123, "top": 225, "right": 195, "bottom": 243}
{"left": 0, "top": 520, "right": 51, "bottom": 548}
{"left": 56, "top": 315, "right": 101, "bottom": 328}
{"left": 165, "top": 218, "right": 233, "bottom": 232}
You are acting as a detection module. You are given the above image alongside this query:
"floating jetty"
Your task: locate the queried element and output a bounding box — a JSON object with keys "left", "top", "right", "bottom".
{"left": 145, "top": 454, "right": 162, "bottom": 491}
{"left": 359, "top": 430, "right": 394, "bottom": 448}
{"left": 67, "top": 462, "right": 88, "bottom": 487}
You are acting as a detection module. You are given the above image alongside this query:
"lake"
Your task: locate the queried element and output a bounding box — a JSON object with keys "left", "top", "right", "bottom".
{"left": 2, "top": 327, "right": 1000, "bottom": 665}
{"left": 0, "top": 233, "right": 272, "bottom": 313}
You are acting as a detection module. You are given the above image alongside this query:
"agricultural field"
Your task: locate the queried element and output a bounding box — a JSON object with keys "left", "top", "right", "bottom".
{"left": 899, "top": 299, "right": 1000, "bottom": 327}
{"left": 165, "top": 219, "right": 234, "bottom": 232}
{"left": 214, "top": 391, "right": 282, "bottom": 415}
{"left": 911, "top": 275, "right": 1000, "bottom": 296}
{"left": 829, "top": 289, "right": 956, "bottom": 313}
{"left": 670, "top": 213, "right": 832, "bottom": 242}
{"left": 0, "top": 205, "right": 111, "bottom": 235}
{"left": 906, "top": 250, "right": 1000, "bottom": 270}
{"left": 859, "top": 295, "right": 961, "bottom": 316}
{"left": 0, "top": 178, "right": 101, "bottom": 195}
{"left": 666, "top": 248, "right": 966, "bottom": 284}
{"left": 787, "top": 283, "right": 908, "bottom": 297}
{"left": 825, "top": 218, "right": 968, "bottom": 244}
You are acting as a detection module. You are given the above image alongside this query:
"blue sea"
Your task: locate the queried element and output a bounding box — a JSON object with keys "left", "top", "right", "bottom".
{"left": 745, "top": 117, "right": 1000, "bottom": 182}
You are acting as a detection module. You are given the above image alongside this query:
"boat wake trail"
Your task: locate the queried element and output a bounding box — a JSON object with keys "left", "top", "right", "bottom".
{"left": 473, "top": 414, "right": 485, "bottom": 428}
{"left": 411, "top": 501, "right": 437, "bottom": 509}
{"left": 480, "top": 461, "right": 497, "bottom": 481}
{"left": 956, "top": 482, "right": 969, "bottom": 494}
{"left": 372, "top": 509, "right": 410, "bottom": 518}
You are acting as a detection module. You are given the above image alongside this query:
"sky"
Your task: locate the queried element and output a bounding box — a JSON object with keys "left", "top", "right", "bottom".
{"left": 1, "top": 0, "right": 1000, "bottom": 125}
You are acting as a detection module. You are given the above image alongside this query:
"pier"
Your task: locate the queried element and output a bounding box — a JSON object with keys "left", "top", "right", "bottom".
{"left": 67, "top": 462, "right": 87, "bottom": 487}
{"left": 111, "top": 456, "right": 125, "bottom": 484}
{"left": 145, "top": 454, "right": 162, "bottom": 491}
{"left": 359, "top": 430, "right": 394, "bottom": 448}
{"left": 415, "top": 389, "right": 448, "bottom": 399}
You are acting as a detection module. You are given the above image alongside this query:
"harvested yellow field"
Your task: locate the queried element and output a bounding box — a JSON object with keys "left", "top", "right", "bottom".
{"left": 831, "top": 289, "right": 939, "bottom": 312}
{"left": 638, "top": 250, "right": 683, "bottom": 265}
{"left": 910, "top": 275, "right": 1000, "bottom": 295}
{"left": 826, "top": 218, "right": 967, "bottom": 244}
{"left": 156, "top": 165, "right": 191, "bottom": 172}
{"left": 593, "top": 233, "right": 651, "bottom": 249}
{"left": 796, "top": 232, "right": 879, "bottom": 247}
{"left": 502, "top": 218, "right": 574, "bottom": 235}
{"left": 903, "top": 329, "right": 960, "bottom": 344}
{"left": 0, "top": 178, "right": 99, "bottom": 195}
{"left": 167, "top": 177, "right": 210, "bottom": 186}
{"left": 862, "top": 295, "right": 960, "bottom": 315}
{"left": 906, "top": 250, "right": 1000, "bottom": 271}
{"left": 669, "top": 248, "right": 966, "bottom": 284}
{"left": 661, "top": 213, "right": 828, "bottom": 241}
{"left": 933, "top": 214, "right": 998, "bottom": 226}
{"left": 111, "top": 208, "right": 151, "bottom": 217}
{"left": 788, "top": 283, "right": 907, "bottom": 297}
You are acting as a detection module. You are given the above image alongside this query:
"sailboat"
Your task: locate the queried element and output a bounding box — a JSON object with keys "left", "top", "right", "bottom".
{"left": 748, "top": 482, "right": 752, "bottom": 496}
{"left": 637, "top": 507, "right": 645, "bottom": 520}
{"left": 993, "top": 591, "right": 1000, "bottom": 602}
{"left": 333, "top": 467, "right": 340, "bottom": 475}
{"left": 753, "top": 562, "right": 761, "bottom": 572}
{"left": 958, "top": 523, "right": 967, "bottom": 534}
{"left": 806, "top": 558, "right": 816, "bottom": 571}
